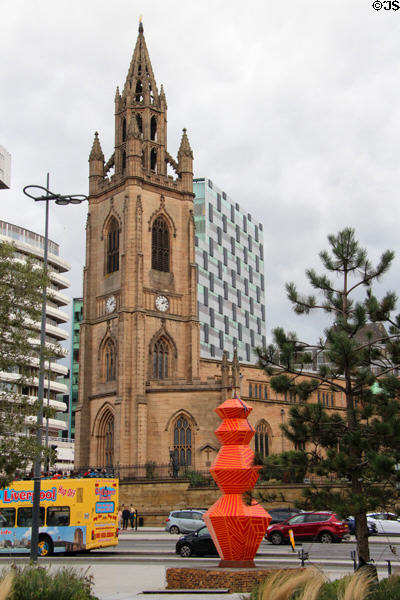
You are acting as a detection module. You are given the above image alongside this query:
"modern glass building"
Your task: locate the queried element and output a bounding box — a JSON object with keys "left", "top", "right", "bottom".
{"left": 69, "top": 297, "right": 83, "bottom": 439}
{"left": 193, "top": 178, "right": 266, "bottom": 363}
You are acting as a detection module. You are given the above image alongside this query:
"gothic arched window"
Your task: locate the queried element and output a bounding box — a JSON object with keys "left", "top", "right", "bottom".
{"left": 255, "top": 420, "right": 269, "bottom": 458}
{"left": 105, "top": 417, "right": 114, "bottom": 467}
{"left": 135, "top": 80, "right": 143, "bottom": 102}
{"left": 173, "top": 415, "right": 192, "bottom": 467}
{"left": 153, "top": 338, "right": 169, "bottom": 379}
{"left": 122, "top": 118, "right": 127, "bottom": 142}
{"left": 98, "top": 410, "right": 114, "bottom": 468}
{"left": 136, "top": 114, "right": 143, "bottom": 135}
{"left": 150, "top": 148, "right": 157, "bottom": 172}
{"left": 150, "top": 116, "right": 157, "bottom": 141}
{"left": 122, "top": 150, "right": 126, "bottom": 172}
{"left": 151, "top": 216, "right": 169, "bottom": 272}
{"left": 106, "top": 217, "right": 119, "bottom": 274}
{"left": 104, "top": 340, "right": 116, "bottom": 382}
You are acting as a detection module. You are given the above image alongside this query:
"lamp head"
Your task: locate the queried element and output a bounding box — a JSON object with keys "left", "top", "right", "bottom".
{"left": 55, "top": 198, "right": 69, "bottom": 206}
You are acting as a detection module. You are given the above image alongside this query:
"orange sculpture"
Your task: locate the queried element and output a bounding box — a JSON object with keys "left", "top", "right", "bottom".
{"left": 203, "top": 395, "right": 271, "bottom": 567}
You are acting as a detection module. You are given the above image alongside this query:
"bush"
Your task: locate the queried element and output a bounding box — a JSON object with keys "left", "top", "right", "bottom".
{"left": 182, "top": 469, "right": 207, "bottom": 487}
{"left": 1, "top": 565, "right": 98, "bottom": 600}
{"left": 249, "top": 569, "right": 400, "bottom": 600}
{"left": 369, "top": 575, "right": 400, "bottom": 600}
{"left": 145, "top": 461, "right": 156, "bottom": 479}
{"left": 318, "top": 577, "right": 349, "bottom": 600}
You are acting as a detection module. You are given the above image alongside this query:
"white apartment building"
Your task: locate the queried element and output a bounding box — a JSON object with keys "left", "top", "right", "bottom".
{"left": 0, "top": 145, "right": 11, "bottom": 190}
{"left": 0, "top": 220, "right": 72, "bottom": 469}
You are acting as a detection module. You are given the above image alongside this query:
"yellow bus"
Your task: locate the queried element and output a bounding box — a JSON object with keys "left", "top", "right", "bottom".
{"left": 0, "top": 478, "right": 119, "bottom": 556}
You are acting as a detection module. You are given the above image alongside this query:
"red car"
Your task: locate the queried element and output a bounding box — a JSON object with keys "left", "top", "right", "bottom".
{"left": 266, "top": 511, "right": 350, "bottom": 544}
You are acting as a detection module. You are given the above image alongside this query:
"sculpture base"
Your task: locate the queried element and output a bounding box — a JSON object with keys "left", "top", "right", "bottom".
{"left": 218, "top": 559, "right": 255, "bottom": 568}
{"left": 166, "top": 567, "right": 303, "bottom": 593}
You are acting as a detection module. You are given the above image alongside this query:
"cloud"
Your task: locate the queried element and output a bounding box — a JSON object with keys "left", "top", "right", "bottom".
{"left": 1, "top": 0, "right": 400, "bottom": 346}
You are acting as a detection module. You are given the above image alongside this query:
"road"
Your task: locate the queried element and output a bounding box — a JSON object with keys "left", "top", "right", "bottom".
{"left": 1, "top": 529, "right": 399, "bottom": 568}
{"left": 103, "top": 533, "right": 400, "bottom": 570}
{"left": 1, "top": 531, "right": 400, "bottom": 600}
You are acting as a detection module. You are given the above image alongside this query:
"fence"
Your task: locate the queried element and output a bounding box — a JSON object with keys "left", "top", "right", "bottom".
{"left": 76, "top": 463, "right": 217, "bottom": 485}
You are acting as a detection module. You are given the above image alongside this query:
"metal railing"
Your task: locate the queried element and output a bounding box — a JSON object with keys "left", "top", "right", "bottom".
{"left": 76, "top": 464, "right": 217, "bottom": 485}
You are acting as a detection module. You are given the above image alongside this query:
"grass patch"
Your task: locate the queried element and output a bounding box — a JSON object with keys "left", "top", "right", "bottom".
{"left": 0, "top": 565, "right": 98, "bottom": 600}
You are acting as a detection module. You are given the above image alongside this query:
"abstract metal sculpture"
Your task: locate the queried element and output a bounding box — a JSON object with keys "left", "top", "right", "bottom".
{"left": 203, "top": 395, "right": 271, "bottom": 567}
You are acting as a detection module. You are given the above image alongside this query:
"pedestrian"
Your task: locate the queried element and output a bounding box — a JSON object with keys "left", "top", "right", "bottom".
{"left": 122, "top": 505, "right": 130, "bottom": 530}
{"left": 117, "top": 507, "right": 123, "bottom": 530}
{"left": 129, "top": 504, "right": 136, "bottom": 529}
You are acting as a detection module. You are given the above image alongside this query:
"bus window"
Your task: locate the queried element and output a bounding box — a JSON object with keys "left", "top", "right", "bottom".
{"left": 17, "top": 507, "right": 44, "bottom": 527}
{"left": 0, "top": 508, "right": 15, "bottom": 527}
{"left": 47, "top": 506, "right": 70, "bottom": 526}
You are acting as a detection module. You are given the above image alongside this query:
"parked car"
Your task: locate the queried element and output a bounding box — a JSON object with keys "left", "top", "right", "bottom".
{"left": 265, "top": 511, "right": 350, "bottom": 544}
{"left": 175, "top": 525, "right": 218, "bottom": 557}
{"left": 267, "top": 507, "right": 301, "bottom": 524}
{"left": 165, "top": 509, "right": 206, "bottom": 534}
{"left": 366, "top": 513, "right": 400, "bottom": 535}
{"left": 346, "top": 517, "right": 377, "bottom": 536}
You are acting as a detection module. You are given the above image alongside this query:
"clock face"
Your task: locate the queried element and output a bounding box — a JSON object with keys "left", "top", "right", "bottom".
{"left": 105, "top": 295, "right": 116, "bottom": 314}
{"left": 155, "top": 295, "right": 169, "bottom": 312}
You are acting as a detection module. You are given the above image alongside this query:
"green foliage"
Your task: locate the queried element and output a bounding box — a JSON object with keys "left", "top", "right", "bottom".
{"left": 258, "top": 451, "right": 308, "bottom": 484}
{"left": 318, "top": 576, "right": 351, "bottom": 600}
{"left": 256, "top": 228, "right": 400, "bottom": 563}
{"left": 0, "top": 241, "right": 59, "bottom": 486}
{"left": 2, "top": 565, "right": 98, "bottom": 600}
{"left": 269, "top": 374, "right": 320, "bottom": 402}
{"left": 369, "top": 575, "right": 400, "bottom": 600}
{"left": 248, "top": 571, "right": 400, "bottom": 600}
{"left": 182, "top": 468, "right": 207, "bottom": 487}
{"left": 145, "top": 461, "right": 156, "bottom": 479}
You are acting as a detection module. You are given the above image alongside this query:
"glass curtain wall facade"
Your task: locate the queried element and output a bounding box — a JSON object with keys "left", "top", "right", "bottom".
{"left": 69, "top": 298, "right": 83, "bottom": 438}
{"left": 193, "top": 178, "right": 266, "bottom": 363}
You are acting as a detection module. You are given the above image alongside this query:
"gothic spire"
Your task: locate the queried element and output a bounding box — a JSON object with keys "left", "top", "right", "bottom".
{"left": 178, "top": 128, "right": 193, "bottom": 160}
{"left": 123, "top": 21, "right": 159, "bottom": 104}
{"left": 89, "top": 131, "right": 104, "bottom": 162}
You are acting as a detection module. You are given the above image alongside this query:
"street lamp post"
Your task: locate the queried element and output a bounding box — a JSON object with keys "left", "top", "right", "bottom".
{"left": 45, "top": 355, "right": 56, "bottom": 473}
{"left": 23, "top": 177, "right": 87, "bottom": 561}
{"left": 46, "top": 358, "right": 51, "bottom": 454}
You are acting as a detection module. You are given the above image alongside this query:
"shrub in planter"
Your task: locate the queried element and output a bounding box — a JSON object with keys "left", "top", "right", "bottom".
{"left": 145, "top": 461, "right": 156, "bottom": 479}
{"left": 369, "top": 575, "right": 400, "bottom": 600}
{"left": 250, "top": 567, "right": 382, "bottom": 600}
{"left": 182, "top": 469, "right": 206, "bottom": 487}
{"left": 1, "top": 565, "right": 98, "bottom": 600}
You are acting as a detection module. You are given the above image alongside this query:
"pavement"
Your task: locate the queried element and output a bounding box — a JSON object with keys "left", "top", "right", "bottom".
{"left": 94, "top": 528, "right": 400, "bottom": 598}
{"left": 5, "top": 528, "right": 400, "bottom": 600}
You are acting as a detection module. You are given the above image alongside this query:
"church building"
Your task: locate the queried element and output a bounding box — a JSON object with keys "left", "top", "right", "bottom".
{"left": 74, "top": 24, "right": 338, "bottom": 473}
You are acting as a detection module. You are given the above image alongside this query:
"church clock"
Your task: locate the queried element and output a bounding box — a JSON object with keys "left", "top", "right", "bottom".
{"left": 155, "top": 295, "right": 169, "bottom": 312}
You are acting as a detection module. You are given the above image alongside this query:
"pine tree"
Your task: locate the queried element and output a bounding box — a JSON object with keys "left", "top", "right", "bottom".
{"left": 0, "top": 241, "right": 55, "bottom": 486}
{"left": 256, "top": 228, "right": 400, "bottom": 564}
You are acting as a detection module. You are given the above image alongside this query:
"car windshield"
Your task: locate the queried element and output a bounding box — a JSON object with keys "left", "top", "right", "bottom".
{"left": 197, "top": 526, "right": 209, "bottom": 535}
{"left": 288, "top": 514, "right": 305, "bottom": 524}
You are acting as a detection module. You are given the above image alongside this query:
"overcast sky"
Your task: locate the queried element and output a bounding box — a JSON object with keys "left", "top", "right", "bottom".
{"left": 2, "top": 0, "right": 400, "bottom": 346}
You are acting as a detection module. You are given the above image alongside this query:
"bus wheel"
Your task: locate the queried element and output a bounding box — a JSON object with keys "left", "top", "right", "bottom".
{"left": 38, "top": 535, "right": 53, "bottom": 557}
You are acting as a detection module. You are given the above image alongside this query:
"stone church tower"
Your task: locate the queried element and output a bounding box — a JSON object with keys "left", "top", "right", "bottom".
{"left": 74, "top": 23, "right": 299, "bottom": 474}
{"left": 74, "top": 23, "right": 202, "bottom": 468}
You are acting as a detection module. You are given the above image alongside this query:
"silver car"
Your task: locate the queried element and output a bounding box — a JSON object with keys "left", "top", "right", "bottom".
{"left": 165, "top": 509, "right": 206, "bottom": 534}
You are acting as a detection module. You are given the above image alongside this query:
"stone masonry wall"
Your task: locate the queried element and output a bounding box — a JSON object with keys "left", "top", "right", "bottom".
{"left": 120, "top": 480, "right": 347, "bottom": 526}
